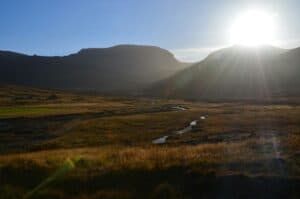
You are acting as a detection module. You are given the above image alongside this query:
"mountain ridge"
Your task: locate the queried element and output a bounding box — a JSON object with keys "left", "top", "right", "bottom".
{"left": 0, "top": 44, "right": 189, "bottom": 92}
{"left": 149, "top": 45, "right": 300, "bottom": 100}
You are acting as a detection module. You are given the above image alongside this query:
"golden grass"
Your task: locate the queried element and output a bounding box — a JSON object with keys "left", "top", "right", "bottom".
{"left": 0, "top": 138, "right": 281, "bottom": 174}
{"left": 2, "top": 86, "right": 300, "bottom": 198}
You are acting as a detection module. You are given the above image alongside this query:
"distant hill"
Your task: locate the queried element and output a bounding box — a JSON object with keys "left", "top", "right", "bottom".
{"left": 149, "top": 45, "right": 300, "bottom": 101}
{"left": 0, "top": 45, "right": 188, "bottom": 92}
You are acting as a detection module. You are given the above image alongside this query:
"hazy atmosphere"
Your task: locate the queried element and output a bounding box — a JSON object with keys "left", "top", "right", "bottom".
{"left": 1, "top": 1, "right": 300, "bottom": 199}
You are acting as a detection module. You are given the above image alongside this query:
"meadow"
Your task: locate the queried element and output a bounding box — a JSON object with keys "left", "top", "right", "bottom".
{"left": 1, "top": 85, "right": 300, "bottom": 198}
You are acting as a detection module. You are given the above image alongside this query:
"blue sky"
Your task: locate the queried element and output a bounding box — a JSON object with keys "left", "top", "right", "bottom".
{"left": 1, "top": 0, "right": 300, "bottom": 61}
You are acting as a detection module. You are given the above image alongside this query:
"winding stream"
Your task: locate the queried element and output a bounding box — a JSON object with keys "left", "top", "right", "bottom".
{"left": 152, "top": 117, "right": 205, "bottom": 144}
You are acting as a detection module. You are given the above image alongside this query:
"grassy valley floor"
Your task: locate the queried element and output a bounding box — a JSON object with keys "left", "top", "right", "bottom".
{"left": 1, "top": 85, "right": 300, "bottom": 198}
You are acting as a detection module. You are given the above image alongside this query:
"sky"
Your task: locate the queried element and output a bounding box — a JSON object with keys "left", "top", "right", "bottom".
{"left": 1, "top": 0, "right": 300, "bottom": 62}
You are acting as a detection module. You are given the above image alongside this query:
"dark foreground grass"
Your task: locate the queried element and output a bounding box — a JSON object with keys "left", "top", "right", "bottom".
{"left": 3, "top": 166, "right": 300, "bottom": 199}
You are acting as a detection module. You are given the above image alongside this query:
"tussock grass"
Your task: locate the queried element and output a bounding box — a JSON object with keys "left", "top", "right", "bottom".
{"left": 0, "top": 139, "right": 284, "bottom": 174}
{"left": 2, "top": 139, "right": 299, "bottom": 199}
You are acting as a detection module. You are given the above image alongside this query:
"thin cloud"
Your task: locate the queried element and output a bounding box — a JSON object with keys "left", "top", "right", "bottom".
{"left": 170, "top": 45, "right": 229, "bottom": 62}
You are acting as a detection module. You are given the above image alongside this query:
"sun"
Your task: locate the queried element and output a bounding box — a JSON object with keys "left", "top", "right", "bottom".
{"left": 230, "top": 10, "right": 276, "bottom": 46}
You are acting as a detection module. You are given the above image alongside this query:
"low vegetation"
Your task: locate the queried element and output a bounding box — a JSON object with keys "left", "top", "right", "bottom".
{"left": 1, "top": 85, "right": 300, "bottom": 198}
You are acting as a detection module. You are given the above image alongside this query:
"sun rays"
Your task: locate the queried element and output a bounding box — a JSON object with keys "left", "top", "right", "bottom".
{"left": 230, "top": 10, "right": 277, "bottom": 46}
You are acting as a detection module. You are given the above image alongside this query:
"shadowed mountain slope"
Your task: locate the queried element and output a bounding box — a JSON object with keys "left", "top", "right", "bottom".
{"left": 0, "top": 45, "right": 188, "bottom": 92}
{"left": 149, "top": 45, "right": 300, "bottom": 100}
